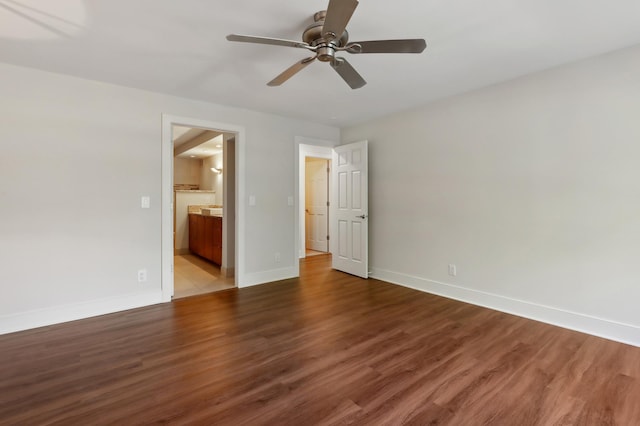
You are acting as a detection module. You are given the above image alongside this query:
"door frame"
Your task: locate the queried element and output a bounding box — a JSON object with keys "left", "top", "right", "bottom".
{"left": 161, "top": 114, "right": 246, "bottom": 302}
{"left": 294, "top": 137, "right": 337, "bottom": 271}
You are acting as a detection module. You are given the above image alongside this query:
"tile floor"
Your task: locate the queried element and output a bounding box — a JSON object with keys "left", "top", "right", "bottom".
{"left": 173, "top": 254, "right": 235, "bottom": 299}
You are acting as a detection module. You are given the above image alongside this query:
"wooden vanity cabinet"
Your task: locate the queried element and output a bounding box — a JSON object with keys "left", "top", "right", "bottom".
{"left": 188, "top": 214, "right": 222, "bottom": 265}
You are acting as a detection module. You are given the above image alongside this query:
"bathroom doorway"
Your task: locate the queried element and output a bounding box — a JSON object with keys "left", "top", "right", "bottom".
{"left": 172, "top": 125, "right": 235, "bottom": 298}
{"left": 161, "top": 115, "right": 242, "bottom": 301}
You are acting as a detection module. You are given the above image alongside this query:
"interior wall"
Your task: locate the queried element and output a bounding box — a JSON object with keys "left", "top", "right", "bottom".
{"left": 222, "top": 136, "right": 236, "bottom": 277}
{"left": 199, "top": 154, "right": 222, "bottom": 194}
{"left": 0, "top": 62, "right": 339, "bottom": 334}
{"left": 342, "top": 45, "right": 640, "bottom": 346}
{"left": 174, "top": 158, "right": 201, "bottom": 187}
{"left": 209, "top": 153, "right": 224, "bottom": 204}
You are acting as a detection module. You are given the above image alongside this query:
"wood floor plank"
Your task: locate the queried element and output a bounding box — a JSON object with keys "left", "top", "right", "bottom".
{"left": 1, "top": 255, "right": 639, "bottom": 425}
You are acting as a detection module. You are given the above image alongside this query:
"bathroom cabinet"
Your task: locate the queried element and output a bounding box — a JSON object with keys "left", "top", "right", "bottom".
{"left": 188, "top": 213, "right": 222, "bottom": 265}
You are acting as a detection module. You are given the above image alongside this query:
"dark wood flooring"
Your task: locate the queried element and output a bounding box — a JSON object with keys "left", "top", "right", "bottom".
{"left": 1, "top": 255, "right": 639, "bottom": 425}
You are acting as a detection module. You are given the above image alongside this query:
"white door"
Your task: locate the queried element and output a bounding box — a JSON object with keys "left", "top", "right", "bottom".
{"left": 331, "top": 140, "right": 368, "bottom": 278}
{"left": 305, "top": 158, "right": 329, "bottom": 252}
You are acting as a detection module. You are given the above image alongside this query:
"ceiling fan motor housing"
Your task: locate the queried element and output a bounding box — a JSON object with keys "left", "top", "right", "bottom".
{"left": 303, "top": 10, "right": 349, "bottom": 62}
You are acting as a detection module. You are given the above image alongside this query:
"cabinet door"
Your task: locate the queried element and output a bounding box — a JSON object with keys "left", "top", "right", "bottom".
{"left": 192, "top": 214, "right": 205, "bottom": 257}
{"left": 203, "top": 217, "right": 214, "bottom": 262}
{"left": 212, "top": 217, "right": 222, "bottom": 265}
{"left": 188, "top": 214, "right": 198, "bottom": 255}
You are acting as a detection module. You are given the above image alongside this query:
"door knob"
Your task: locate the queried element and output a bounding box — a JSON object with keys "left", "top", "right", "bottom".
{"left": 356, "top": 214, "right": 368, "bottom": 219}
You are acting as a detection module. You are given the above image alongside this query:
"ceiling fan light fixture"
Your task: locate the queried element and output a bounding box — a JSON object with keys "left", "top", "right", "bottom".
{"left": 226, "top": 0, "right": 426, "bottom": 89}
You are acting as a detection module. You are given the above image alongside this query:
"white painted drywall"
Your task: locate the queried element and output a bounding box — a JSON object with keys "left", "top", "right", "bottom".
{"left": 200, "top": 153, "right": 224, "bottom": 203}
{"left": 174, "top": 158, "right": 201, "bottom": 186}
{"left": 222, "top": 136, "right": 236, "bottom": 277}
{"left": 342, "top": 45, "right": 640, "bottom": 346}
{"left": 0, "top": 62, "right": 338, "bottom": 333}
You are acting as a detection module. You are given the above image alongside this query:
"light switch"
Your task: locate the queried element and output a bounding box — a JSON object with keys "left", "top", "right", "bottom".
{"left": 287, "top": 196, "right": 294, "bottom": 206}
{"left": 141, "top": 196, "right": 151, "bottom": 209}
{"left": 249, "top": 195, "right": 256, "bottom": 206}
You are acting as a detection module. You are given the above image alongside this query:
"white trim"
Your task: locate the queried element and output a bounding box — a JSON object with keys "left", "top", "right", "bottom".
{"left": 0, "top": 291, "right": 163, "bottom": 335}
{"left": 295, "top": 137, "right": 336, "bottom": 269}
{"left": 161, "top": 114, "right": 246, "bottom": 298}
{"left": 371, "top": 267, "right": 640, "bottom": 347}
{"left": 240, "top": 267, "right": 298, "bottom": 288}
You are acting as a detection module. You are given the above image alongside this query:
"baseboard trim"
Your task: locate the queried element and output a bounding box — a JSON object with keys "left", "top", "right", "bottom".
{"left": 0, "top": 291, "right": 164, "bottom": 335}
{"left": 239, "top": 267, "right": 297, "bottom": 288}
{"left": 370, "top": 267, "right": 640, "bottom": 348}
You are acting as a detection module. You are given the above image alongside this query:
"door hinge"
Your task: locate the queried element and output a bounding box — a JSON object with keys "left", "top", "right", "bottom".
{"left": 327, "top": 167, "right": 330, "bottom": 173}
{"left": 326, "top": 201, "right": 330, "bottom": 207}
{"left": 327, "top": 235, "right": 330, "bottom": 240}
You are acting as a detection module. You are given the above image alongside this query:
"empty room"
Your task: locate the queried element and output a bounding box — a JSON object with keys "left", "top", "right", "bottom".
{"left": 1, "top": 0, "right": 639, "bottom": 424}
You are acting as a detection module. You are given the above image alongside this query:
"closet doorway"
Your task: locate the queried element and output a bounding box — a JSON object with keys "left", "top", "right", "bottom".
{"left": 297, "top": 141, "right": 333, "bottom": 260}
{"left": 305, "top": 157, "right": 330, "bottom": 256}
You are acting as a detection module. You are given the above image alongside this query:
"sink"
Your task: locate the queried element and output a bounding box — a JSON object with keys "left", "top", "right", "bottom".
{"left": 201, "top": 207, "right": 223, "bottom": 216}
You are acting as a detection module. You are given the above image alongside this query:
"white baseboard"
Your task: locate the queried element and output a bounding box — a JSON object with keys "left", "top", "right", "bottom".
{"left": 371, "top": 267, "right": 640, "bottom": 348}
{"left": 239, "top": 266, "right": 297, "bottom": 288}
{"left": 0, "top": 291, "right": 164, "bottom": 335}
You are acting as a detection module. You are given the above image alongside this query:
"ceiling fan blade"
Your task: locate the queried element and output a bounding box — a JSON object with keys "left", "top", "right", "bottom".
{"left": 268, "top": 57, "right": 317, "bottom": 86}
{"left": 346, "top": 39, "right": 427, "bottom": 54}
{"left": 330, "top": 57, "right": 366, "bottom": 89}
{"left": 226, "top": 34, "right": 312, "bottom": 50}
{"left": 322, "top": 0, "right": 359, "bottom": 40}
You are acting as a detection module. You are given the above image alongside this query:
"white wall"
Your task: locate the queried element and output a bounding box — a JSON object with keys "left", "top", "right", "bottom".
{"left": 342, "top": 45, "right": 640, "bottom": 346}
{"left": 174, "top": 158, "right": 201, "bottom": 187}
{"left": 0, "top": 62, "right": 339, "bottom": 333}
{"left": 200, "top": 153, "right": 223, "bottom": 203}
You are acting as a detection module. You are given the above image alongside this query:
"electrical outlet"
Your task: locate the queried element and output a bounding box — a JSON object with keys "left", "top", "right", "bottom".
{"left": 138, "top": 269, "right": 147, "bottom": 283}
{"left": 275, "top": 252, "right": 281, "bottom": 263}
{"left": 448, "top": 264, "right": 457, "bottom": 277}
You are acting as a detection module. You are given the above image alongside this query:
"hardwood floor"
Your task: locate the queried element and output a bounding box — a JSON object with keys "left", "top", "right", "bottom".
{"left": 1, "top": 255, "right": 639, "bottom": 425}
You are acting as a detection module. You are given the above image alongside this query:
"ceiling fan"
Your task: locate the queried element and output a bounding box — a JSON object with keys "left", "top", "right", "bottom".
{"left": 226, "top": 0, "right": 427, "bottom": 89}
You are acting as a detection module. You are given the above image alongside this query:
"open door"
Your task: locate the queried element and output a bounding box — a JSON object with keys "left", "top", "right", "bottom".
{"left": 331, "top": 140, "right": 368, "bottom": 278}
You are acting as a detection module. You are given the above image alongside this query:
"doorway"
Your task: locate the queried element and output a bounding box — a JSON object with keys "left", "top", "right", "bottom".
{"left": 296, "top": 139, "right": 369, "bottom": 278}
{"left": 161, "top": 115, "right": 244, "bottom": 302}
{"left": 172, "top": 126, "right": 235, "bottom": 298}
{"left": 305, "top": 157, "right": 330, "bottom": 256}
{"left": 297, "top": 140, "right": 334, "bottom": 261}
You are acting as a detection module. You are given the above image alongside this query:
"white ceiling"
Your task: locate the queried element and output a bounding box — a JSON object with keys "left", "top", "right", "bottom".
{"left": 2, "top": 0, "right": 640, "bottom": 127}
{"left": 173, "top": 126, "right": 224, "bottom": 159}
